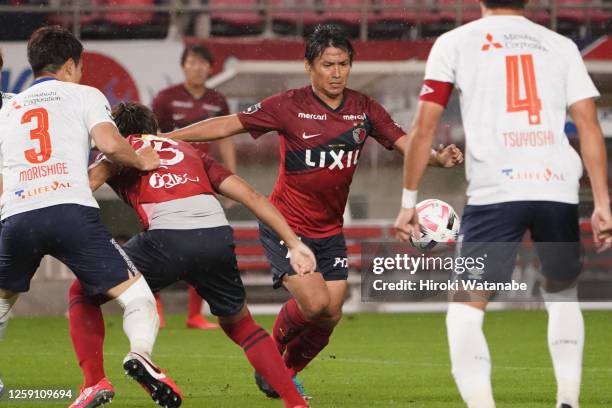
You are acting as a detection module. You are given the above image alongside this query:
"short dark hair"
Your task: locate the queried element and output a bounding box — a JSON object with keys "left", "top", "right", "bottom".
{"left": 481, "top": 0, "right": 527, "bottom": 9}
{"left": 0, "top": 49, "right": 3, "bottom": 71}
{"left": 305, "top": 24, "right": 355, "bottom": 65}
{"left": 180, "top": 44, "right": 214, "bottom": 66}
{"left": 112, "top": 102, "right": 159, "bottom": 137}
{"left": 27, "top": 26, "right": 83, "bottom": 76}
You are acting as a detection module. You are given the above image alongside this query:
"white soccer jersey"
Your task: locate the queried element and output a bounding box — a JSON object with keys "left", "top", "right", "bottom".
{"left": 0, "top": 78, "right": 115, "bottom": 219}
{"left": 0, "top": 92, "right": 14, "bottom": 110}
{"left": 425, "top": 15, "right": 599, "bottom": 205}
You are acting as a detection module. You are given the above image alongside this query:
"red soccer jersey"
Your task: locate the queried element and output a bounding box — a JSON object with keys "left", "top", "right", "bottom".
{"left": 237, "top": 86, "right": 405, "bottom": 238}
{"left": 152, "top": 84, "right": 229, "bottom": 155}
{"left": 107, "top": 134, "right": 233, "bottom": 229}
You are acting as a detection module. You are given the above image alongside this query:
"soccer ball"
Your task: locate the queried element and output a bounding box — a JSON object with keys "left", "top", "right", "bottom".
{"left": 409, "top": 199, "right": 460, "bottom": 250}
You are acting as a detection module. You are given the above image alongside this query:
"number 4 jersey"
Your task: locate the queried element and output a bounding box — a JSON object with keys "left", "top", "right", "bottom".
{"left": 423, "top": 15, "right": 599, "bottom": 205}
{"left": 0, "top": 78, "right": 113, "bottom": 219}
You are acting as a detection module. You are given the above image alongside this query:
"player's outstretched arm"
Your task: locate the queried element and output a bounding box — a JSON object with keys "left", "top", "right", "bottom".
{"left": 163, "top": 114, "right": 245, "bottom": 142}
{"left": 91, "top": 123, "right": 160, "bottom": 171}
{"left": 217, "top": 175, "right": 317, "bottom": 275}
{"left": 393, "top": 136, "right": 463, "bottom": 168}
{"left": 571, "top": 98, "right": 612, "bottom": 246}
{"left": 395, "top": 101, "right": 445, "bottom": 242}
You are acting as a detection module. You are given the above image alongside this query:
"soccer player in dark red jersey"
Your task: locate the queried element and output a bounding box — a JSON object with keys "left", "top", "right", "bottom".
{"left": 68, "top": 102, "right": 314, "bottom": 408}
{"left": 151, "top": 44, "right": 236, "bottom": 330}
{"left": 163, "top": 25, "right": 463, "bottom": 397}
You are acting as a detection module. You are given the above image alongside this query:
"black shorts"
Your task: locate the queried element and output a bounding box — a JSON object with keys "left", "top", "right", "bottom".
{"left": 0, "top": 204, "right": 136, "bottom": 296}
{"left": 258, "top": 222, "right": 349, "bottom": 288}
{"left": 123, "top": 226, "right": 245, "bottom": 317}
{"left": 456, "top": 201, "right": 581, "bottom": 283}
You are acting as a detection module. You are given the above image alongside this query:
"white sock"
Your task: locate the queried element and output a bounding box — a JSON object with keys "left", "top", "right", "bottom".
{"left": 542, "top": 286, "right": 583, "bottom": 408}
{"left": 115, "top": 276, "right": 159, "bottom": 356}
{"left": 0, "top": 294, "right": 18, "bottom": 341}
{"left": 446, "top": 303, "right": 495, "bottom": 408}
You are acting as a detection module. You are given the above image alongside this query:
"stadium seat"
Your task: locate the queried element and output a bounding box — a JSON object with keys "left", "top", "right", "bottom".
{"left": 368, "top": 0, "right": 419, "bottom": 39}
{"left": 270, "top": 0, "right": 323, "bottom": 36}
{"left": 105, "top": 0, "right": 154, "bottom": 26}
{"left": 0, "top": 0, "right": 49, "bottom": 40}
{"left": 558, "top": 0, "right": 610, "bottom": 23}
{"left": 555, "top": 0, "right": 610, "bottom": 38}
{"left": 524, "top": 0, "right": 550, "bottom": 25}
{"left": 437, "top": 0, "right": 481, "bottom": 24}
{"left": 75, "top": 0, "right": 168, "bottom": 39}
{"left": 209, "top": 0, "right": 265, "bottom": 36}
{"left": 320, "top": 0, "right": 364, "bottom": 33}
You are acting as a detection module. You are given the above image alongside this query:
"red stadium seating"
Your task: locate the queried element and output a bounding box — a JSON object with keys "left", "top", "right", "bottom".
{"left": 104, "top": 0, "right": 154, "bottom": 26}
{"left": 209, "top": 0, "right": 265, "bottom": 35}
{"left": 556, "top": 0, "right": 611, "bottom": 23}
{"left": 270, "top": 0, "right": 323, "bottom": 35}
{"left": 524, "top": 0, "right": 550, "bottom": 25}
{"left": 321, "top": 0, "right": 364, "bottom": 26}
{"left": 368, "top": 0, "right": 418, "bottom": 38}
{"left": 437, "top": 0, "right": 481, "bottom": 24}
{"left": 370, "top": 0, "right": 418, "bottom": 25}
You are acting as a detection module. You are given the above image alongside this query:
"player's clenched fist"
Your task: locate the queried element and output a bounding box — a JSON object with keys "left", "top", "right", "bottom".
{"left": 135, "top": 145, "right": 161, "bottom": 171}
{"left": 591, "top": 206, "right": 612, "bottom": 252}
{"left": 435, "top": 144, "right": 463, "bottom": 168}
{"left": 288, "top": 242, "right": 317, "bottom": 276}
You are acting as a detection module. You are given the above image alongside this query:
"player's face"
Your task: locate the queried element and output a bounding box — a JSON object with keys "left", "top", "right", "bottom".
{"left": 182, "top": 53, "right": 211, "bottom": 87}
{"left": 307, "top": 47, "right": 351, "bottom": 100}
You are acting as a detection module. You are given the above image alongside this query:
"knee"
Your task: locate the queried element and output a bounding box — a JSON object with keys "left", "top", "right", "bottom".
{"left": 322, "top": 306, "right": 342, "bottom": 327}
{"left": 299, "top": 297, "right": 330, "bottom": 322}
{"left": 0, "top": 289, "right": 16, "bottom": 299}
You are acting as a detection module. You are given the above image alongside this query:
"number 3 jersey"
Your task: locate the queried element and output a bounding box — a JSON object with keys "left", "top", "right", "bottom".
{"left": 425, "top": 15, "right": 599, "bottom": 205}
{"left": 0, "top": 78, "right": 114, "bottom": 219}
{"left": 106, "top": 135, "right": 233, "bottom": 230}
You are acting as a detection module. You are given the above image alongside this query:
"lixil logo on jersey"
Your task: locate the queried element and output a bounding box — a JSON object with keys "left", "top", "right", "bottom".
{"left": 482, "top": 34, "right": 503, "bottom": 51}
{"left": 304, "top": 148, "right": 360, "bottom": 170}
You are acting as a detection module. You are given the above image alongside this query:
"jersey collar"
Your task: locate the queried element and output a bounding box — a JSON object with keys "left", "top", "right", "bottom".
{"left": 30, "top": 77, "right": 57, "bottom": 87}
{"left": 310, "top": 87, "right": 346, "bottom": 113}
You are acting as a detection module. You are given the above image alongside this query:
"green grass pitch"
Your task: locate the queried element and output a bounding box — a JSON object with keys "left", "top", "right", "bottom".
{"left": 0, "top": 311, "right": 610, "bottom": 407}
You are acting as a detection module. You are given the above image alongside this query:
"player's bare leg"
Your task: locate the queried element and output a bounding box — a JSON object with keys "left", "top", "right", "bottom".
{"left": 541, "top": 279, "right": 583, "bottom": 408}
{"left": 447, "top": 290, "right": 495, "bottom": 408}
{"left": 219, "top": 305, "right": 308, "bottom": 408}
